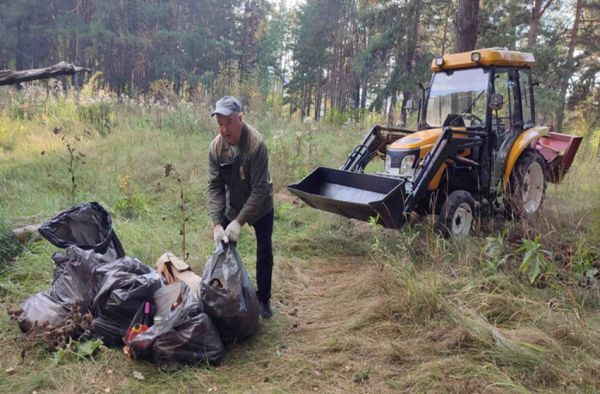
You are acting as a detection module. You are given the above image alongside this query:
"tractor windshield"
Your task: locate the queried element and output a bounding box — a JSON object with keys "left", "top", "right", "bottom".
{"left": 426, "top": 68, "right": 489, "bottom": 128}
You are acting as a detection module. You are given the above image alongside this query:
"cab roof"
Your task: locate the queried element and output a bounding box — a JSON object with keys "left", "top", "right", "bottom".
{"left": 431, "top": 48, "right": 535, "bottom": 72}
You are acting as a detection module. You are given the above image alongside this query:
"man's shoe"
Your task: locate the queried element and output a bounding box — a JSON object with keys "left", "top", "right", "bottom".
{"left": 259, "top": 301, "right": 273, "bottom": 319}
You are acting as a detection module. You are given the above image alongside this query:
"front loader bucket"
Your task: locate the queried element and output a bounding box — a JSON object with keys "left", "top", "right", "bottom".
{"left": 287, "top": 167, "right": 407, "bottom": 228}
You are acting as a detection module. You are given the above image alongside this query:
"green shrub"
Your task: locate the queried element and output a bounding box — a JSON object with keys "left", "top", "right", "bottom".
{"left": 570, "top": 239, "right": 599, "bottom": 281}
{"left": 0, "top": 214, "right": 23, "bottom": 267}
{"left": 115, "top": 192, "right": 148, "bottom": 219}
{"left": 517, "top": 237, "right": 553, "bottom": 285}
{"left": 483, "top": 232, "right": 511, "bottom": 273}
{"left": 77, "top": 102, "right": 114, "bottom": 135}
{"left": 114, "top": 175, "right": 148, "bottom": 219}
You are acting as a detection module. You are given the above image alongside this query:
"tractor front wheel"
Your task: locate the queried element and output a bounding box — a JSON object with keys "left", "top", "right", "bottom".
{"left": 438, "top": 190, "right": 475, "bottom": 238}
{"left": 507, "top": 149, "right": 547, "bottom": 218}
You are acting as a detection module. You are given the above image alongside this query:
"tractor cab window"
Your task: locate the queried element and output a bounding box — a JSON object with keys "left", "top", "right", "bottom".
{"left": 519, "top": 69, "right": 533, "bottom": 127}
{"left": 426, "top": 68, "right": 489, "bottom": 128}
{"left": 491, "top": 70, "right": 520, "bottom": 135}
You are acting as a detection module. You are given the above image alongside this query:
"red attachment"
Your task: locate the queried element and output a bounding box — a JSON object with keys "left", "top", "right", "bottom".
{"left": 535, "top": 132, "right": 583, "bottom": 183}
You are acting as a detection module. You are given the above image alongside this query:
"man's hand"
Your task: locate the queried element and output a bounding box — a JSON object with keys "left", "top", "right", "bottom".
{"left": 213, "top": 225, "right": 229, "bottom": 244}
{"left": 225, "top": 220, "right": 242, "bottom": 242}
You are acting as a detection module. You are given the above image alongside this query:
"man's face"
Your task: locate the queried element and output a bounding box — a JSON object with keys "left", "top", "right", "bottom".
{"left": 216, "top": 113, "right": 243, "bottom": 146}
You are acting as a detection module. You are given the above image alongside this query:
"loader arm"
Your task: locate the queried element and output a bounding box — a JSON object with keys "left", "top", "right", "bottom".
{"left": 342, "top": 125, "right": 415, "bottom": 172}
{"left": 405, "top": 127, "right": 486, "bottom": 213}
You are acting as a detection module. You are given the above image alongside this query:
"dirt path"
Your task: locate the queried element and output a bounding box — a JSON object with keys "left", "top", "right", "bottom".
{"left": 268, "top": 256, "right": 403, "bottom": 393}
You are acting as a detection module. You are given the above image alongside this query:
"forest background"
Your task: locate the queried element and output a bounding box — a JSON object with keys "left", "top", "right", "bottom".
{"left": 1, "top": 0, "right": 598, "bottom": 131}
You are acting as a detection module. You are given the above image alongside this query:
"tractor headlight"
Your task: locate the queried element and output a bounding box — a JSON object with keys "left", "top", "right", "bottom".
{"left": 399, "top": 154, "right": 416, "bottom": 176}
{"left": 385, "top": 149, "right": 418, "bottom": 177}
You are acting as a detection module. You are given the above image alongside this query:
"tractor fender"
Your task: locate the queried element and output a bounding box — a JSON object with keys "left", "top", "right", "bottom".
{"left": 502, "top": 126, "right": 549, "bottom": 189}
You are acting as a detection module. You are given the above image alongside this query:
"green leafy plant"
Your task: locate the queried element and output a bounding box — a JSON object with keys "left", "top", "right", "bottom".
{"left": 368, "top": 214, "right": 383, "bottom": 255}
{"left": 352, "top": 368, "right": 371, "bottom": 383}
{"left": 517, "top": 237, "right": 552, "bottom": 284}
{"left": 115, "top": 174, "right": 148, "bottom": 219}
{"left": 53, "top": 338, "right": 104, "bottom": 365}
{"left": 483, "top": 231, "right": 511, "bottom": 273}
{"left": 570, "top": 239, "right": 599, "bottom": 281}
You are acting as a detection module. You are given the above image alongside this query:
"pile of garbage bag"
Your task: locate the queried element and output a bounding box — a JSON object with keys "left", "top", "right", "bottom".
{"left": 14, "top": 202, "right": 260, "bottom": 370}
{"left": 125, "top": 282, "right": 225, "bottom": 371}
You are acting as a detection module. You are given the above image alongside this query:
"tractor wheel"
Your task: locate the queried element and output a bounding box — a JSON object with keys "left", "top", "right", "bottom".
{"left": 507, "top": 149, "right": 547, "bottom": 218}
{"left": 438, "top": 190, "right": 475, "bottom": 238}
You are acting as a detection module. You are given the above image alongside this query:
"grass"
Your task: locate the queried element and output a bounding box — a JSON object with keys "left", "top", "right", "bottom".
{"left": 1, "top": 86, "right": 600, "bottom": 392}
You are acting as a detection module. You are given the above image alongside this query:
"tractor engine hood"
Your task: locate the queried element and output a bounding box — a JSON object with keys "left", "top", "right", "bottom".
{"left": 387, "top": 128, "right": 442, "bottom": 153}
{"left": 384, "top": 127, "right": 470, "bottom": 180}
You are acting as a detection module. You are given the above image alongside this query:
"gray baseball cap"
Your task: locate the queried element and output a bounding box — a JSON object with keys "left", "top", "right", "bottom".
{"left": 211, "top": 95, "right": 242, "bottom": 116}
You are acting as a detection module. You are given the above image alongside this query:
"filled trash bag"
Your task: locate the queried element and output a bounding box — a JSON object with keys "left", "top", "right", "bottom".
{"left": 18, "top": 292, "right": 70, "bottom": 332}
{"left": 127, "top": 283, "right": 225, "bottom": 371}
{"left": 153, "top": 281, "right": 185, "bottom": 319}
{"left": 50, "top": 247, "right": 103, "bottom": 311}
{"left": 18, "top": 246, "right": 103, "bottom": 333}
{"left": 201, "top": 242, "right": 259, "bottom": 343}
{"left": 38, "top": 202, "right": 125, "bottom": 261}
{"left": 90, "top": 257, "right": 163, "bottom": 346}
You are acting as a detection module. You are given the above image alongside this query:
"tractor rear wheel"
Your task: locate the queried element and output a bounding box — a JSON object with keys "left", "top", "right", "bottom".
{"left": 507, "top": 149, "right": 546, "bottom": 218}
{"left": 438, "top": 190, "right": 475, "bottom": 238}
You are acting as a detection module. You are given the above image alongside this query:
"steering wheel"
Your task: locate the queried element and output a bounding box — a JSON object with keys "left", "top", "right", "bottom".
{"left": 463, "top": 113, "right": 483, "bottom": 126}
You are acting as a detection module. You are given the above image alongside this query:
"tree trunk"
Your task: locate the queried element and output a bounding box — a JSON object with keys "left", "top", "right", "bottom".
{"left": 441, "top": 6, "right": 450, "bottom": 55}
{"left": 400, "top": 91, "right": 410, "bottom": 127}
{"left": 360, "top": 81, "right": 367, "bottom": 109}
{"left": 527, "top": 0, "right": 554, "bottom": 48}
{"left": 387, "top": 92, "right": 397, "bottom": 126}
{"left": 454, "top": 0, "right": 480, "bottom": 52}
{"left": 556, "top": 0, "right": 582, "bottom": 130}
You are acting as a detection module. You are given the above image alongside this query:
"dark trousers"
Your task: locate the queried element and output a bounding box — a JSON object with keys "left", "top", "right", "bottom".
{"left": 222, "top": 210, "right": 274, "bottom": 303}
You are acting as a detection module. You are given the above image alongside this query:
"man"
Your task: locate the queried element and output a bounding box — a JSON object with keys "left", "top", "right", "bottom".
{"left": 208, "top": 95, "right": 274, "bottom": 319}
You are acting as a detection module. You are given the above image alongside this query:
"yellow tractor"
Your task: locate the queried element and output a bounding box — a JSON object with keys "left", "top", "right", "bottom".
{"left": 288, "top": 48, "right": 582, "bottom": 237}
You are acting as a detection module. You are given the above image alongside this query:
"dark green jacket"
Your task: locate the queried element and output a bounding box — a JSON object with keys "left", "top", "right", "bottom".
{"left": 208, "top": 123, "right": 273, "bottom": 226}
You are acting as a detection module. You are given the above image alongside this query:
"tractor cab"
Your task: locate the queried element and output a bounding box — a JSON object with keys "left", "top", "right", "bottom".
{"left": 386, "top": 49, "right": 537, "bottom": 193}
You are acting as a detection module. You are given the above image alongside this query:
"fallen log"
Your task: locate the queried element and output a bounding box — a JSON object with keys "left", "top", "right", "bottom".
{"left": 0, "top": 62, "right": 89, "bottom": 86}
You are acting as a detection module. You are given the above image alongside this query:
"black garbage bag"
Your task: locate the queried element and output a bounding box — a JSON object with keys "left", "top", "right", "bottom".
{"left": 127, "top": 283, "right": 225, "bottom": 370}
{"left": 200, "top": 242, "right": 259, "bottom": 343}
{"left": 18, "top": 292, "right": 70, "bottom": 332}
{"left": 50, "top": 246, "right": 103, "bottom": 311}
{"left": 39, "top": 202, "right": 125, "bottom": 261}
{"left": 90, "top": 257, "right": 163, "bottom": 346}
{"left": 18, "top": 246, "right": 103, "bottom": 333}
